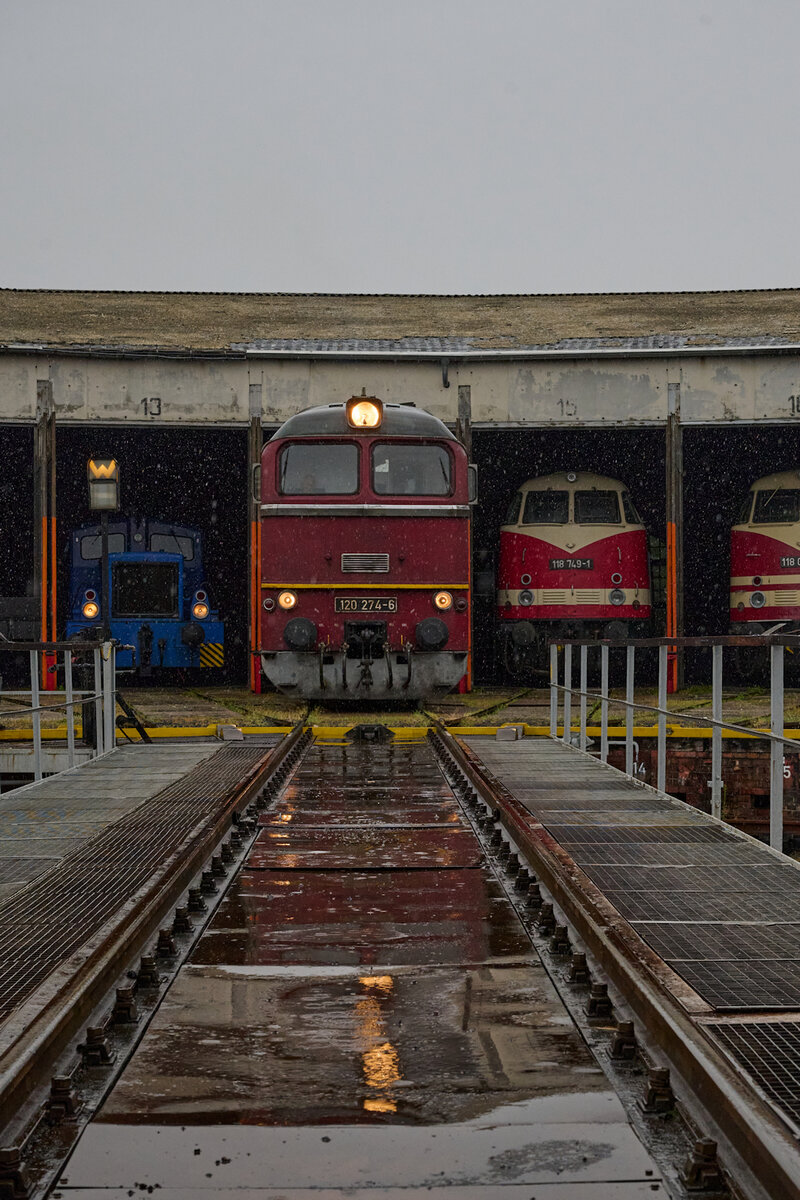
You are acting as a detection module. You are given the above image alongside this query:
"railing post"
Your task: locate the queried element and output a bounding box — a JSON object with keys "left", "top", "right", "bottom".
{"left": 657, "top": 643, "right": 667, "bottom": 793}
{"left": 30, "top": 649, "right": 42, "bottom": 782}
{"left": 711, "top": 643, "right": 723, "bottom": 820}
{"left": 562, "top": 644, "right": 572, "bottom": 746}
{"left": 549, "top": 643, "right": 558, "bottom": 739}
{"left": 93, "top": 646, "right": 104, "bottom": 757}
{"left": 579, "top": 644, "right": 588, "bottom": 751}
{"left": 102, "top": 642, "right": 115, "bottom": 754}
{"left": 64, "top": 650, "right": 75, "bottom": 769}
{"left": 600, "top": 643, "right": 609, "bottom": 763}
{"left": 625, "top": 644, "right": 635, "bottom": 776}
{"left": 770, "top": 642, "right": 785, "bottom": 852}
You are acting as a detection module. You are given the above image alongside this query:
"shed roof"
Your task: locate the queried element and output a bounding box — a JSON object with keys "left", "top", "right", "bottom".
{"left": 3, "top": 288, "right": 800, "bottom": 355}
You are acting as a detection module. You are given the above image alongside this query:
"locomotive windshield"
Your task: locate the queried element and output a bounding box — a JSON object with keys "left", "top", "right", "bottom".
{"left": 735, "top": 493, "right": 754, "bottom": 523}
{"left": 279, "top": 443, "right": 359, "bottom": 494}
{"left": 80, "top": 533, "right": 125, "bottom": 559}
{"left": 504, "top": 491, "right": 523, "bottom": 524}
{"left": 753, "top": 488, "right": 800, "bottom": 523}
{"left": 574, "top": 490, "right": 621, "bottom": 524}
{"left": 621, "top": 492, "right": 642, "bottom": 524}
{"left": 522, "top": 491, "right": 568, "bottom": 524}
{"left": 150, "top": 533, "right": 195, "bottom": 559}
{"left": 372, "top": 444, "right": 451, "bottom": 495}
{"left": 111, "top": 562, "right": 179, "bottom": 618}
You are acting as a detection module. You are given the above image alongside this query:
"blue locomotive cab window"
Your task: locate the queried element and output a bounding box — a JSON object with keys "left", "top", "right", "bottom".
{"left": 150, "top": 533, "right": 195, "bottom": 560}
{"left": 80, "top": 533, "right": 125, "bottom": 559}
{"left": 279, "top": 443, "right": 359, "bottom": 494}
{"left": 575, "top": 490, "right": 621, "bottom": 524}
{"left": 753, "top": 489, "right": 800, "bottom": 524}
{"left": 372, "top": 444, "right": 451, "bottom": 495}
{"left": 522, "top": 491, "right": 568, "bottom": 524}
{"left": 112, "top": 562, "right": 179, "bottom": 618}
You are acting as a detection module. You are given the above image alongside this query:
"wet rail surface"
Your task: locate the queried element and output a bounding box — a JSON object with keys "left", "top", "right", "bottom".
{"left": 54, "top": 735, "right": 669, "bottom": 1198}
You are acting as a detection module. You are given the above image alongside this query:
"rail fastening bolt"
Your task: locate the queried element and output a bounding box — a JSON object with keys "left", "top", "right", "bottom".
{"left": 682, "top": 1138, "right": 726, "bottom": 1193}
{"left": 526, "top": 882, "right": 543, "bottom": 909}
{"left": 536, "top": 902, "right": 556, "bottom": 935}
{"left": 568, "top": 951, "right": 590, "bottom": 985}
{"left": 497, "top": 840, "right": 511, "bottom": 863}
{"left": 82, "top": 1025, "right": 115, "bottom": 1067}
{"left": 585, "top": 982, "right": 614, "bottom": 1021}
{"left": 200, "top": 870, "right": 218, "bottom": 895}
{"left": 156, "top": 927, "right": 178, "bottom": 957}
{"left": 549, "top": 924, "right": 571, "bottom": 955}
{"left": 112, "top": 983, "right": 138, "bottom": 1025}
{"left": 211, "top": 854, "right": 226, "bottom": 878}
{"left": 46, "top": 1075, "right": 80, "bottom": 1124}
{"left": 187, "top": 887, "right": 207, "bottom": 914}
{"left": 641, "top": 1067, "right": 675, "bottom": 1115}
{"left": 506, "top": 852, "right": 520, "bottom": 875}
{"left": 514, "top": 867, "right": 531, "bottom": 892}
{"left": 220, "top": 840, "right": 234, "bottom": 864}
{"left": 173, "top": 905, "right": 193, "bottom": 933}
{"left": 137, "top": 954, "right": 161, "bottom": 989}
{"left": 610, "top": 1019, "right": 637, "bottom": 1061}
{"left": 0, "top": 1145, "right": 31, "bottom": 1198}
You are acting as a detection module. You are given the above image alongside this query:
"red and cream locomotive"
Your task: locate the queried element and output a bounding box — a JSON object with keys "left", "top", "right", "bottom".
{"left": 259, "top": 394, "right": 473, "bottom": 699}
{"left": 730, "top": 469, "right": 800, "bottom": 635}
{"left": 496, "top": 471, "right": 652, "bottom": 674}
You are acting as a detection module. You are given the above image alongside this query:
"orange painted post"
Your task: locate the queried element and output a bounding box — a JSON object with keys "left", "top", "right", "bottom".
{"left": 248, "top": 387, "right": 263, "bottom": 693}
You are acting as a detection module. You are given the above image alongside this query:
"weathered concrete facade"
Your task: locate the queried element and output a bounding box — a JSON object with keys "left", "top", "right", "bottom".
{"left": 2, "top": 350, "right": 800, "bottom": 427}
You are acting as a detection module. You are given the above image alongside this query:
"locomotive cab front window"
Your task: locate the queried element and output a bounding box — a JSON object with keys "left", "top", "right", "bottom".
{"left": 80, "top": 533, "right": 125, "bottom": 559}
{"left": 504, "top": 491, "right": 523, "bottom": 524}
{"left": 150, "top": 533, "right": 195, "bottom": 560}
{"left": 279, "top": 443, "right": 359, "bottom": 494}
{"left": 574, "top": 490, "right": 621, "bottom": 524}
{"left": 372, "top": 443, "right": 451, "bottom": 495}
{"left": 522, "top": 490, "right": 568, "bottom": 524}
{"left": 753, "top": 488, "right": 800, "bottom": 524}
{"left": 621, "top": 492, "right": 642, "bottom": 525}
{"left": 735, "top": 493, "right": 754, "bottom": 523}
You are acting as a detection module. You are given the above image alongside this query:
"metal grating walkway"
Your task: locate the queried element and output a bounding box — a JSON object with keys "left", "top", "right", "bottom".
{"left": 465, "top": 737, "right": 800, "bottom": 1012}
{"left": 707, "top": 1022, "right": 800, "bottom": 1134}
{"left": 0, "top": 740, "right": 280, "bottom": 1026}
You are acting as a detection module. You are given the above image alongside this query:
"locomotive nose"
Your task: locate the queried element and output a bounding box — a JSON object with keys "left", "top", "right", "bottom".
{"left": 283, "top": 617, "right": 318, "bottom": 650}
{"left": 415, "top": 617, "right": 449, "bottom": 650}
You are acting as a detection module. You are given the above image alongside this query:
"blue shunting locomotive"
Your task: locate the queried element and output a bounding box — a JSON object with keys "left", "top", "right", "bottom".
{"left": 65, "top": 518, "right": 224, "bottom": 673}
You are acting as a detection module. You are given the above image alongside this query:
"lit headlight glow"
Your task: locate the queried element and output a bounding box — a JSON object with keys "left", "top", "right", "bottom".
{"left": 192, "top": 601, "right": 210, "bottom": 619}
{"left": 278, "top": 590, "right": 298, "bottom": 610}
{"left": 433, "top": 590, "right": 453, "bottom": 611}
{"left": 82, "top": 600, "right": 99, "bottom": 619}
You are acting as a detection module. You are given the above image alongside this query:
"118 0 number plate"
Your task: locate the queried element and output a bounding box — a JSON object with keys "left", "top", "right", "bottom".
{"left": 335, "top": 596, "right": 397, "bottom": 613}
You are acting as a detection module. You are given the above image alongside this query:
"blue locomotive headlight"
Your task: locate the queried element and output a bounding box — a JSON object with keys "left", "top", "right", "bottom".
{"left": 519, "top": 590, "right": 533, "bottom": 606}
{"left": 750, "top": 591, "right": 766, "bottom": 608}
{"left": 610, "top": 589, "right": 626, "bottom": 606}
{"left": 192, "top": 601, "right": 209, "bottom": 619}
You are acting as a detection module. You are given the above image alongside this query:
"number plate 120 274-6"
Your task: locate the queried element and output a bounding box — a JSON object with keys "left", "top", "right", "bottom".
{"left": 335, "top": 596, "right": 397, "bottom": 613}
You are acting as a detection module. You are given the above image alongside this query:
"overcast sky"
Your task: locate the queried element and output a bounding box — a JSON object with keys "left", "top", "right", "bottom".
{"left": 1, "top": 0, "right": 797, "bottom": 294}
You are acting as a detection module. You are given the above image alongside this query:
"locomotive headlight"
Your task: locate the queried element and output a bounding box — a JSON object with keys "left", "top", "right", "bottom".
{"left": 278, "top": 590, "right": 298, "bottom": 610}
{"left": 519, "top": 590, "right": 533, "bottom": 606}
{"left": 609, "top": 588, "right": 626, "bottom": 606}
{"left": 434, "top": 590, "right": 453, "bottom": 611}
{"left": 750, "top": 591, "right": 766, "bottom": 608}
{"left": 82, "top": 600, "right": 99, "bottom": 619}
{"left": 346, "top": 396, "right": 383, "bottom": 428}
{"left": 192, "top": 601, "right": 210, "bottom": 619}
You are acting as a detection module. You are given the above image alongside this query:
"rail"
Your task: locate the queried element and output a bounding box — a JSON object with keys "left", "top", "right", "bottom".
{"left": 0, "top": 640, "right": 118, "bottom": 782}
{"left": 549, "top": 634, "right": 800, "bottom": 852}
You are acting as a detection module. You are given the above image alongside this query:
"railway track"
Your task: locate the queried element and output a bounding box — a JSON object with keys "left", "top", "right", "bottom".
{"left": 0, "top": 725, "right": 793, "bottom": 1197}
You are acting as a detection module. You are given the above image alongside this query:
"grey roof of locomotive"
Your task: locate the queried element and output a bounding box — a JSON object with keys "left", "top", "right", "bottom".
{"left": 271, "top": 402, "right": 457, "bottom": 441}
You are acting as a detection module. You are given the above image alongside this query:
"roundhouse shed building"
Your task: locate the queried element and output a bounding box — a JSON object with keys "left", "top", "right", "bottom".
{"left": 2, "top": 287, "right": 800, "bottom": 687}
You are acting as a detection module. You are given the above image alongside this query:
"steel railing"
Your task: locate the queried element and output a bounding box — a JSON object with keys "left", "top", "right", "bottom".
{"left": 0, "top": 640, "right": 117, "bottom": 782}
{"left": 549, "top": 634, "right": 800, "bottom": 852}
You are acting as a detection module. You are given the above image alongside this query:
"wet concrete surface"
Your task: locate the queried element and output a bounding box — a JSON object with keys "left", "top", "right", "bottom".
{"left": 59, "top": 740, "right": 665, "bottom": 1195}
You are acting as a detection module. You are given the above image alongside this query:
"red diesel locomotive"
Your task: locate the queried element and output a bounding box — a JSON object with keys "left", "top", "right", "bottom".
{"left": 259, "top": 394, "right": 473, "bottom": 699}
{"left": 496, "top": 471, "right": 652, "bottom": 674}
{"left": 730, "top": 470, "right": 800, "bottom": 635}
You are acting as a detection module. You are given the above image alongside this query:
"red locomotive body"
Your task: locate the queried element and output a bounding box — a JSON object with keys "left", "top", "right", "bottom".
{"left": 260, "top": 396, "right": 472, "bottom": 699}
{"left": 496, "top": 471, "right": 651, "bottom": 674}
{"left": 730, "top": 470, "right": 800, "bottom": 632}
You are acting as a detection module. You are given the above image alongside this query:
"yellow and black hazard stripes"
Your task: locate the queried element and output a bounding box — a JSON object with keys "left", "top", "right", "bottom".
{"left": 199, "top": 642, "right": 225, "bottom": 668}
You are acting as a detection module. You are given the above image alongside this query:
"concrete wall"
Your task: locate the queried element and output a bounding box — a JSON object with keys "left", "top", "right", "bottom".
{"left": 3, "top": 351, "right": 800, "bottom": 427}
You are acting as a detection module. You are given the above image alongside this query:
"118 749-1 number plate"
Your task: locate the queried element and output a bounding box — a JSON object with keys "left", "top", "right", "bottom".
{"left": 335, "top": 596, "right": 397, "bottom": 613}
{"left": 549, "top": 558, "right": 593, "bottom": 570}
